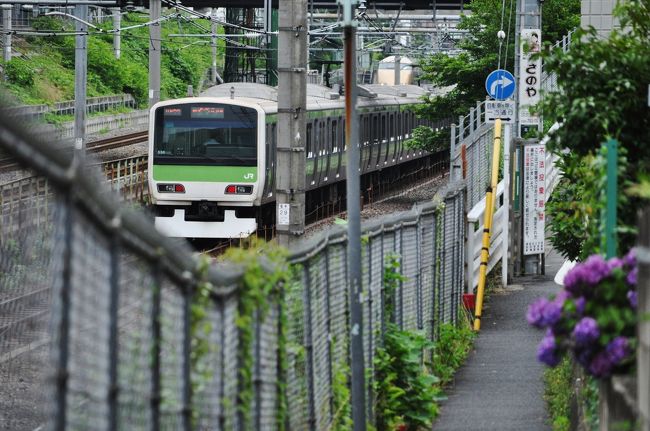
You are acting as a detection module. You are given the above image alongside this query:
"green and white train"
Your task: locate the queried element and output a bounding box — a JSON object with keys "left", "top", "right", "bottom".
{"left": 148, "top": 82, "right": 446, "bottom": 238}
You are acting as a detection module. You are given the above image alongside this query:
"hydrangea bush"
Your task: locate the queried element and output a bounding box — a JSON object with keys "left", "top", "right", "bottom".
{"left": 527, "top": 250, "right": 638, "bottom": 378}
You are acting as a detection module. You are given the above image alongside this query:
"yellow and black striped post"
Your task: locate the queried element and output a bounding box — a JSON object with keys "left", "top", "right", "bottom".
{"left": 473, "top": 119, "right": 502, "bottom": 331}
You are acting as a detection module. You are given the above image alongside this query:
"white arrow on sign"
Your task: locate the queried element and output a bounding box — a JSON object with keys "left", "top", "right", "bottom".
{"left": 490, "top": 75, "right": 514, "bottom": 97}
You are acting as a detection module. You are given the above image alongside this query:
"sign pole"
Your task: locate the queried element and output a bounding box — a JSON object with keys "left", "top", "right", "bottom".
{"left": 341, "top": 0, "right": 366, "bottom": 429}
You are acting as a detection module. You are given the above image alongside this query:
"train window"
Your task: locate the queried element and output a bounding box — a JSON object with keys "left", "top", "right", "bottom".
{"left": 389, "top": 113, "right": 394, "bottom": 142}
{"left": 306, "top": 122, "right": 313, "bottom": 158}
{"left": 372, "top": 115, "right": 378, "bottom": 144}
{"left": 153, "top": 103, "right": 257, "bottom": 166}
{"left": 331, "top": 121, "right": 338, "bottom": 152}
{"left": 381, "top": 114, "right": 386, "bottom": 143}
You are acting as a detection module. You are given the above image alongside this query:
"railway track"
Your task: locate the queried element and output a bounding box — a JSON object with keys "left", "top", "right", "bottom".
{"left": 0, "top": 131, "right": 148, "bottom": 171}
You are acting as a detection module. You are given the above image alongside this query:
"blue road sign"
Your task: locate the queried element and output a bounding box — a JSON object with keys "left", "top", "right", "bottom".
{"left": 485, "top": 69, "right": 516, "bottom": 100}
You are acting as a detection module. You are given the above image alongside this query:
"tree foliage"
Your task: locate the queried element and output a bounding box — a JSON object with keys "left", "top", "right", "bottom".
{"left": 416, "top": 0, "right": 579, "bottom": 122}
{"left": 543, "top": 1, "right": 650, "bottom": 257}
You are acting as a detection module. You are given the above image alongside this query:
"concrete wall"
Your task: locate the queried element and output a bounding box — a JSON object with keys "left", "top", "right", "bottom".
{"left": 581, "top": 0, "right": 621, "bottom": 36}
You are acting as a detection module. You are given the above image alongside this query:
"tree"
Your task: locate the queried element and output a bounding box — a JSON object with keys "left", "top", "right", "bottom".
{"left": 415, "top": 0, "right": 579, "bottom": 123}
{"left": 543, "top": 0, "right": 650, "bottom": 258}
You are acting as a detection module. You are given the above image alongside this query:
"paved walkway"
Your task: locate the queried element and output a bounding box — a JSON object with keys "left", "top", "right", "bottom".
{"left": 433, "top": 248, "right": 565, "bottom": 430}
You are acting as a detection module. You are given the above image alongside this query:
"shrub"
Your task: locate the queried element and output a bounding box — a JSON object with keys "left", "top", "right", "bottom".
{"left": 528, "top": 250, "right": 637, "bottom": 378}
{"left": 5, "top": 59, "right": 35, "bottom": 87}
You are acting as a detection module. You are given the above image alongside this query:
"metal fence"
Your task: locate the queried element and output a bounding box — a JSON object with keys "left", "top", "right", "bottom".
{"left": 1, "top": 108, "right": 467, "bottom": 429}
{"left": 449, "top": 100, "right": 494, "bottom": 209}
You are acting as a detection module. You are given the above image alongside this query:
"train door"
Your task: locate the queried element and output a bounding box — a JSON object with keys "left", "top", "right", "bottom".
{"left": 262, "top": 122, "right": 277, "bottom": 203}
{"left": 385, "top": 112, "right": 395, "bottom": 167}
{"left": 316, "top": 119, "right": 327, "bottom": 185}
{"left": 306, "top": 121, "right": 315, "bottom": 187}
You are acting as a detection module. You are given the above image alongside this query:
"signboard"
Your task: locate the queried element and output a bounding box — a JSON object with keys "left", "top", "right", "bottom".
{"left": 277, "top": 203, "right": 290, "bottom": 226}
{"left": 485, "top": 100, "right": 515, "bottom": 123}
{"left": 523, "top": 144, "right": 546, "bottom": 255}
{"left": 518, "top": 29, "right": 542, "bottom": 126}
{"left": 485, "top": 69, "right": 516, "bottom": 100}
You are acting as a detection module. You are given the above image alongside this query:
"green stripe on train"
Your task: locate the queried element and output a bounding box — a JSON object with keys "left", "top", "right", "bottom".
{"left": 153, "top": 165, "right": 258, "bottom": 182}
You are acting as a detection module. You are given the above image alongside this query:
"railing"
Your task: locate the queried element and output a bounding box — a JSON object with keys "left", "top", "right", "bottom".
{"left": 449, "top": 100, "right": 494, "bottom": 209}
{"left": 1, "top": 94, "right": 137, "bottom": 121}
{"left": 0, "top": 107, "right": 468, "bottom": 429}
{"left": 465, "top": 180, "right": 506, "bottom": 290}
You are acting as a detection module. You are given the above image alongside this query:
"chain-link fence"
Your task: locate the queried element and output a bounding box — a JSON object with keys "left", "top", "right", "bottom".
{"left": 1, "top": 108, "right": 467, "bottom": 430}
{"left": 449, "top": 100, "right": 494, "bottom": 209}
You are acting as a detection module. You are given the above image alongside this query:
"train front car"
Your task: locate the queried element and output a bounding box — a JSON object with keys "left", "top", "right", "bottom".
{"left": 148, "top": 98, "right": 265, "bottom": 238}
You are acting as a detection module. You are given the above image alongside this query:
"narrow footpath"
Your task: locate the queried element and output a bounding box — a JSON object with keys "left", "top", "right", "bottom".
{"left": 433, "top": 248, "right": 565, "bottom": 430}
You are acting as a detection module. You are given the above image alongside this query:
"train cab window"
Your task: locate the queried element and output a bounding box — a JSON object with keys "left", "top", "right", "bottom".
{"left": 306, "top": 122, "right": 313, "bottom": 158}
{"left": 153, "top": 103, "right": 257, "bottom": 166}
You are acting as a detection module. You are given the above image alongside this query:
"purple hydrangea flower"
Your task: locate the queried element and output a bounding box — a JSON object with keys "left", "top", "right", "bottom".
{"left": 537, "top": 330, "right": 561, "bottom": 367}
{"left": 626, "top": 267, "right": 638, "bottom": 286}
{"left": 564, "top": 255, "right": 612, "bottom": 296}
{"left": 542, "top": 300, "right": 563, "bottom": 327}
{"left": 527, "top": 297, "right": 550, "bottom": 328}
{"left": 606, "top": 336, "right": 630, "bottom": 365}
{"left": 623, "top": 248, "right": 636, "bottom": 268}
{"left": 573, "top": 317, "right": 599, "bottom": 346}
{"left": 607, "top": 257, "right": 623, "bottom": 270}
{"left": 575, "top": 296, "right": 586, "bottom": 314}
{"left": 582, "top": 255, "right": 612, "bottom": 285}
{"left": 589, "top": 352, "right": 613, "bottom": 378}
{"left": 627, "top": 290, "right": 638, "bottom": 308}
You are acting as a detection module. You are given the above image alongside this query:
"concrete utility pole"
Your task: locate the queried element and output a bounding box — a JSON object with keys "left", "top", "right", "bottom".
{"left": 74, "top": 4, "right": 87, "bottom": 160}
{"left": 2, "top": 5, "right": 12, "bottom": 67}
{"left": 275, "top": 0, "right": 307, "bottom": 248}
{"left": 210, "top": 9, "right": 218, "bottom": 85}
{"left": 148, "top": 0, "right": 161, "bottom": 107}
{"left": 394, "top": 54, "right": 400, "bottom": 85}
{"left": 341, "top": 0, "right": 366, "bottom": 429}
{"left": 514, "top": 0, "right": 543, "bottom": 275}
{"left": 111, "top": 7, "right": 121, "bottom": 59}
{"left": 263, "top": 0, "right": 272, "bottom": 84}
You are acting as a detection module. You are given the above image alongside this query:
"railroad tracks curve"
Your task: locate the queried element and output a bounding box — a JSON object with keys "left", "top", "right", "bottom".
{"left": 0, "top": 131, "right": 149, "bottom": 171}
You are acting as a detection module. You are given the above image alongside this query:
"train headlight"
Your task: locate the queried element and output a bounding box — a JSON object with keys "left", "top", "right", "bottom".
{"left": 225, "top": 185, "right": 253, "bottom": 194}
{"left": 158, "top": 183, "right": 186, "bottom": 193}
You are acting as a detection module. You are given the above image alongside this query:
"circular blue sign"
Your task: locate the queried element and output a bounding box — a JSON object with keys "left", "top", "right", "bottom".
{"left": 485, "top": 69, "right": 516, "bottom": 100}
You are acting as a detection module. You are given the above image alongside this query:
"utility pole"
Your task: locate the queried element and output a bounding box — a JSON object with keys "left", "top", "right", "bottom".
{"left": 514, "top": 0, "right": 543, "bottom": 275}
{"left": 111, "top": 7, "right": 120, "bottom": 59}
{"left": 276, "top": 0, "right": 306, "bottom": 248}
{"left": 74, "top": 4, "right": 87, "bottom": 161}
{"left": 394, "top": 54, "right": 400, "bottom": 85}
{"left": 148, "top": 0, "right": 161, "bottom": 107}
{"left": 211, "top": 9, "right": 218, "bottom": 84}
{"left": 341, "top": 0, "right": 366, "bottom": 430}
{"left": 2, "top": 5, "right": 12, "bottom": 67}
{"left": 263, "top": 0, "right": 272, "bottom": 84}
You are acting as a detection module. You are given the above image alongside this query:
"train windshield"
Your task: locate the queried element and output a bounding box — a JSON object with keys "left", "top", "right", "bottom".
{"left": 153, "top": 103, "right": 257, "bottom": 167}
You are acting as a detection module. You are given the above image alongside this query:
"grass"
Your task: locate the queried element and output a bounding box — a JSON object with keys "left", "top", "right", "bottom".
{"left": 1, "top": 13, "right": 219, "bottom": 107}
{"left": 544, "top": 356, "right": 600, "bottom": 431}
{"left": 544, "top": 356, "right": 573, "bottom": 431}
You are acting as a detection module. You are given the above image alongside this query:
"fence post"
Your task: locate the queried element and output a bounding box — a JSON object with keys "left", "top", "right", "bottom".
{"left": 108, "top": 219, "right": 121, "bottom": 431}
{"left": 150, "top": 259, "right": 162, "bottom": 431}
{"left": 182, "top": 275, "right": 193, "bottom": 431}
{"left": 302, "top": 263, "right": 317, "bottom": 429}
{"left": 638, "top": 208, "right": 650, "bottom": 431}
{"left": 55, "top": 194, "right": 74, "bottom": 431}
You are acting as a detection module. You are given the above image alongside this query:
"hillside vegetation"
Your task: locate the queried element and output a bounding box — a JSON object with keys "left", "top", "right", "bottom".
{"left": 1, "top": 13, "right": 222, "bottom": 107}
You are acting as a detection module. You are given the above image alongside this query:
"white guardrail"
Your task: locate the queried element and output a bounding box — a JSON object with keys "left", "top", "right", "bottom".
{"left": 465, "top": 123, "right": 561, "bottom": 291}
